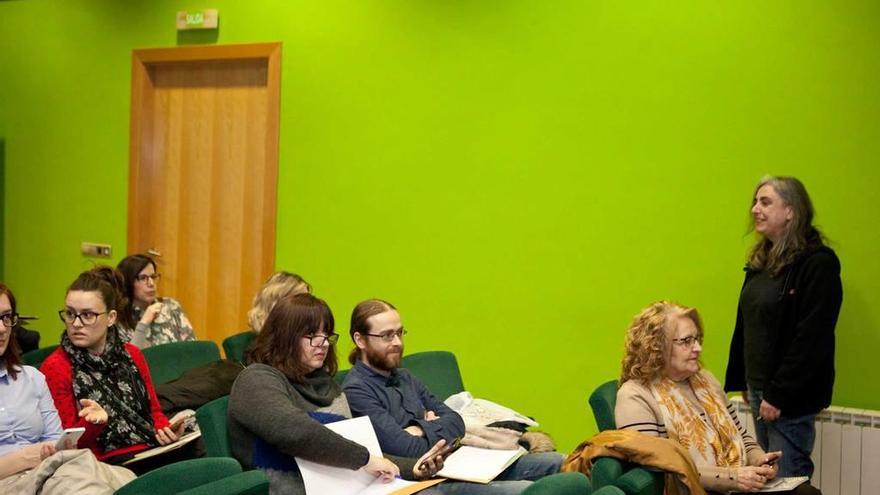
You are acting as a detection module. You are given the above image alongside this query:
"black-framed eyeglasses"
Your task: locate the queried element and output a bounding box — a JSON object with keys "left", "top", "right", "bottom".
{"left": 671, "top": 334, "right": 703, "bottom": 348}
{"left": 136, "top": 273, "right": 161, "bottom": 283}
{"left": 58, "top": 310, "right": 107, "bottom": 326}
{"left": 0, "top": 312, "right": 19, "bottom": 327}
{"left": 363, "top": 329, "right": 407, "bottom": 343}
{"left": 306, "top": 333, "right": 339, "bottom": 347}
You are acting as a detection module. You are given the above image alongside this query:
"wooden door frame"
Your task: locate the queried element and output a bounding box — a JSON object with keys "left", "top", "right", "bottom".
{"left": 127, "top": 42, "right": 281, "bottom": 277}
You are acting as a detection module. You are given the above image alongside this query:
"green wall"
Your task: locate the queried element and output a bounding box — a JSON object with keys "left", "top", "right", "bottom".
{"left": 2, "top": 1, "right": 879, "bottom": 451}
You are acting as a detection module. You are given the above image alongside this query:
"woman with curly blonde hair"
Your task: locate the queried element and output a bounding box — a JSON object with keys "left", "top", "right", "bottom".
{"left": 615, "top": 301, "right": 818, "bottom": 495}
{"left": 247, "top": 272, "right": 311, "bottom": 333}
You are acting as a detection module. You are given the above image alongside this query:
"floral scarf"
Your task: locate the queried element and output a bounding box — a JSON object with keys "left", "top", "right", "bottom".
{"left": 650, "top": 370, "right": 745, "bottom": 468}
{"left": 61, "top": 327, "right": 157, "bottom": 452}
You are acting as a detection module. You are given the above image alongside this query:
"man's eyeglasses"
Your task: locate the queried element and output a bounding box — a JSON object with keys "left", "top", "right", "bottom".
{"left": 364, "top": 329, "right": 407, "bottom": 343}
{"left": 136, "top": 273, "right": 162, "bottom": 283}
{"left": 58, "top": 310, "right": 107, "bottom": 326}
{"left": 0, "top": 313, "right": 19, "bottom": 327}
{"left": 306, "top": 333, "right": 340, "bottom": 347}
{"left": 671, "top": 334, "right": 703, "bottom": 348}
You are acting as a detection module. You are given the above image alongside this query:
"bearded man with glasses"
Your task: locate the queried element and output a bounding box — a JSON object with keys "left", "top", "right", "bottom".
{"left": 342, "top": 299, "right": 563, "bottom": 495}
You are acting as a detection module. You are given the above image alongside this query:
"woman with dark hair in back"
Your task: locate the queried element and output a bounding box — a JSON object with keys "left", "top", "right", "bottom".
{"left": 228, "top": 293, "right": 446, "bottom": 495}
{"left": 40, "top": 267, "right": 185, "bottom": 467}
{"left": 116, "top": 254, "right": 195, "bottom": 348}
{"left": 725, "top": 176, "right": 842, "bottom": 480}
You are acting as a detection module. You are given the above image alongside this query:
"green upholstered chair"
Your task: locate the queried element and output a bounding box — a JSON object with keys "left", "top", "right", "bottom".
{"left": 143, "top": 340, "right": 221, "bottom": 385}
{"left": 401, "top": 351, "right": 465, "bottom": 400}
{"left": 196, "top": 395, "right": 232, "bottom": 457}
{"left": 114, "top": 457, "right": 268, "bottom": 495}
{"left": 23, "top": 345, "right": 59, "bottom": 368}
{"left": 589, "top": 380, "right": 619, "bottom": 432}
{"left": 223, "top": 331, "right": 256, "bottom": 364}
{"left": 588, "top": 380, "right": 664, "bottom": 495}
{"left": 521, "top": 472, "right": 591, "bottom": 495}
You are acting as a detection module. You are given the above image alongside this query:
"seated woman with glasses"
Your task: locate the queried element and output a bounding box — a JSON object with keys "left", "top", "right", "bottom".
{"left": 116, "top": 254, "right": 195, "bottom": 348}
{"left": 0, "top": 282, "right": 63, "bottom": 478}
{"left": 228, "top": 293, "right": 446, "bottom": 495}
{"left": 40, "top": 267, "right": 185, "bottom": 467}
{"left": 615, "top": 301, "right": 819, "bottom": 495}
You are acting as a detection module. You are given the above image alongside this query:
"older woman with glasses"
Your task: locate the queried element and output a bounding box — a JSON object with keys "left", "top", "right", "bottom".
{"left": 116, "top": 254, "right": 195, "bottom": 348}
{"left": 615, "top": 301, "right": 819, "bottom": 495}
{"left": 40, "top": 267, "right": 185, "bottom": 468}
{"left": 228, "top": 293, "right": 446, "bottom": 495}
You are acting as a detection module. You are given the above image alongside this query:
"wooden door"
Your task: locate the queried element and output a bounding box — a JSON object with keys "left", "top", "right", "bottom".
{"left": 128, "top": 43, "right": 281, "bottom": 346}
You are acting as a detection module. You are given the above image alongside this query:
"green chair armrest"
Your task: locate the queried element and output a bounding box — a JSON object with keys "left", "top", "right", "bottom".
{"left": 521, "top": 472, "right": 591, "bottom": 495}
{"left": 177, "top": 470, "right": 270, "bottom": 495}
{"left": 114, "top": 458, "right": 242, "bottom": 495}
{"left": 593, "top": 486, "right": 626, "bottom": 495}
{"left": 615, "top": 466, "right": 664, "bottom": 495}
{"left": 591, "top": 456, "right": 624, "bottom": 490}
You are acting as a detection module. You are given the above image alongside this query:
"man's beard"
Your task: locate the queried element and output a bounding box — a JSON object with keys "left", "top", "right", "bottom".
{"left": 364, "top": 344, "right": 403, "bottom": 372}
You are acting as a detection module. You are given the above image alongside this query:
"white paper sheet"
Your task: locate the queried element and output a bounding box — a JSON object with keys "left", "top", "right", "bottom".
{"left": 297, "top": 416, "right": 433, "bottom": 495}
{"left": 759, "top": 476, "right": 810, "bottom": 492}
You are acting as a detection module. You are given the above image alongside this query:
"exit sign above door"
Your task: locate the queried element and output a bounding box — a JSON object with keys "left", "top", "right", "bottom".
{"left": 176, "top": 9, "right": 219, "bottom": 30}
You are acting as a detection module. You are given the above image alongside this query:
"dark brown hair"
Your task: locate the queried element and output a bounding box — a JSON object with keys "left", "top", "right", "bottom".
{"left": 0, "top": 282, "right": 22, "bottom": 379}
{"left": 68, "top": 266, "right": 128, "bottom": 317}
{"left": 116, "top": 254, "right": 157, "bottom": 329}
{"left": 247, "top": 293, "right": 338, "bottom": 382}
{"left": 348, "top": 299, "right": 397, "bottom": 365}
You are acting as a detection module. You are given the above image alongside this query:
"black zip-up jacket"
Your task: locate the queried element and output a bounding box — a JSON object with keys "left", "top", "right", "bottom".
{"left": 724, "top": 245, "right": 842, "bottom": 417}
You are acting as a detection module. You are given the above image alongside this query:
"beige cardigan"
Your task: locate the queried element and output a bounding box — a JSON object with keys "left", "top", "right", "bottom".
{"left": 615, "top": 371, "right": 764, "bottom": 493}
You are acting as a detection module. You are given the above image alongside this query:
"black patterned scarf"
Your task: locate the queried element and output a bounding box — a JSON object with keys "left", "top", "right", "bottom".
{"left": 61, "top": 326, "right": 157, "bottom": 452}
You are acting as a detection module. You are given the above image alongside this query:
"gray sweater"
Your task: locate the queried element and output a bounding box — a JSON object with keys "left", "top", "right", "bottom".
{"left": 228, "top": 364, "right": 416, "bottom": 494}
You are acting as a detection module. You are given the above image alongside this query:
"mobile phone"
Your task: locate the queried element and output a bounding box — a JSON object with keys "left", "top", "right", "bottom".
{"left": 168, "top": 410, "right": 195, "bottom": 431}
{"left": 55, "top": 427, "right": 86, "bottom": 450}
{"left": 418, "top": 437, "right": 462, "bottom": 471}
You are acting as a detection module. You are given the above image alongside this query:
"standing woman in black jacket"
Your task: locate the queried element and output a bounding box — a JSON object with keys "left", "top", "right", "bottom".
{"left": 725, "top": 176, "right": 842, "bottom": 480}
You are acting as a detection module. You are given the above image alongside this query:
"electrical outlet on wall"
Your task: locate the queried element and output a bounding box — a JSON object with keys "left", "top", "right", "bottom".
{"left": 81, "top": 242, "right": 112, "bottom": 258}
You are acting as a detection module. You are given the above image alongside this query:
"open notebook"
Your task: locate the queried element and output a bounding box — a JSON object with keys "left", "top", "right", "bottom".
{"left": 437, "top": 445, "right": 526, "bottom": 484}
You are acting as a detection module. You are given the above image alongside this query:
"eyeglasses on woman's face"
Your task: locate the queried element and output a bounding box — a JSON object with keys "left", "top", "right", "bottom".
{"left": 0, "top": 312, "right": 19, "bottom": 327}
{"left": 136, "top": 273, "right": 161, "bottom": 284}
{"left": 671, "top": 333, "right": 703, "bottom": 348}
{"left": 58, "top": 309, "right": 107, "bottom": 326}
{"left": 305, "top": 333, "right": 339, "bottom": 347}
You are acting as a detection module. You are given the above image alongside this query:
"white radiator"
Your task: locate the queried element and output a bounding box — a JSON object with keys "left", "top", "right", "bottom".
{"left": 731, "top": 398, "right": 880, "bottom": 495}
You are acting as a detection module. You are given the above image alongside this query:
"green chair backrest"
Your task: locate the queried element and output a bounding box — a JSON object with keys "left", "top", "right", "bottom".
{"left": 335, "top": 368, "right": 349, "bottom": 385}
{"left": 401, "top": 351, "right": 465, "bottom": 400}
{"left": 521, "top": 472, "right": 591, "bottom": 495}
{"left": 143, "top": 340, "right": 221, "bottom": 385}
{"left": 196, "top": 395, "right": 232, "bottom": 457}
{"left": 223, "top": 331, "right": 256, "bottom": 364}
{"left": 589, "top": 380, "right": 619, "bottom": 432}
{"left": 114, "top": 457, "right": 242, "bottom": 495}
{"left": 23, "top": 345, "right": 59, "bottom": 369}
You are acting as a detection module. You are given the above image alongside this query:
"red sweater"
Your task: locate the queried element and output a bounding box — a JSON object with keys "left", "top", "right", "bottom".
{"left": 40, "top": 343, "right": 170, "bottom": 461}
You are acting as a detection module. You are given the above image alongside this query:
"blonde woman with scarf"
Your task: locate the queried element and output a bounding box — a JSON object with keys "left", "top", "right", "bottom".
{"left": 615, "top": 301, "right": 818, "bottom": 495}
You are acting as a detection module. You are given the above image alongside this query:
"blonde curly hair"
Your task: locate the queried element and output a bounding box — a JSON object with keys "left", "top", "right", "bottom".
{"left": 619, "top": 301, "right": 703, "bottom": 384}
{"left": 247, "top": 272, "right": 312, "bottom": 333}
